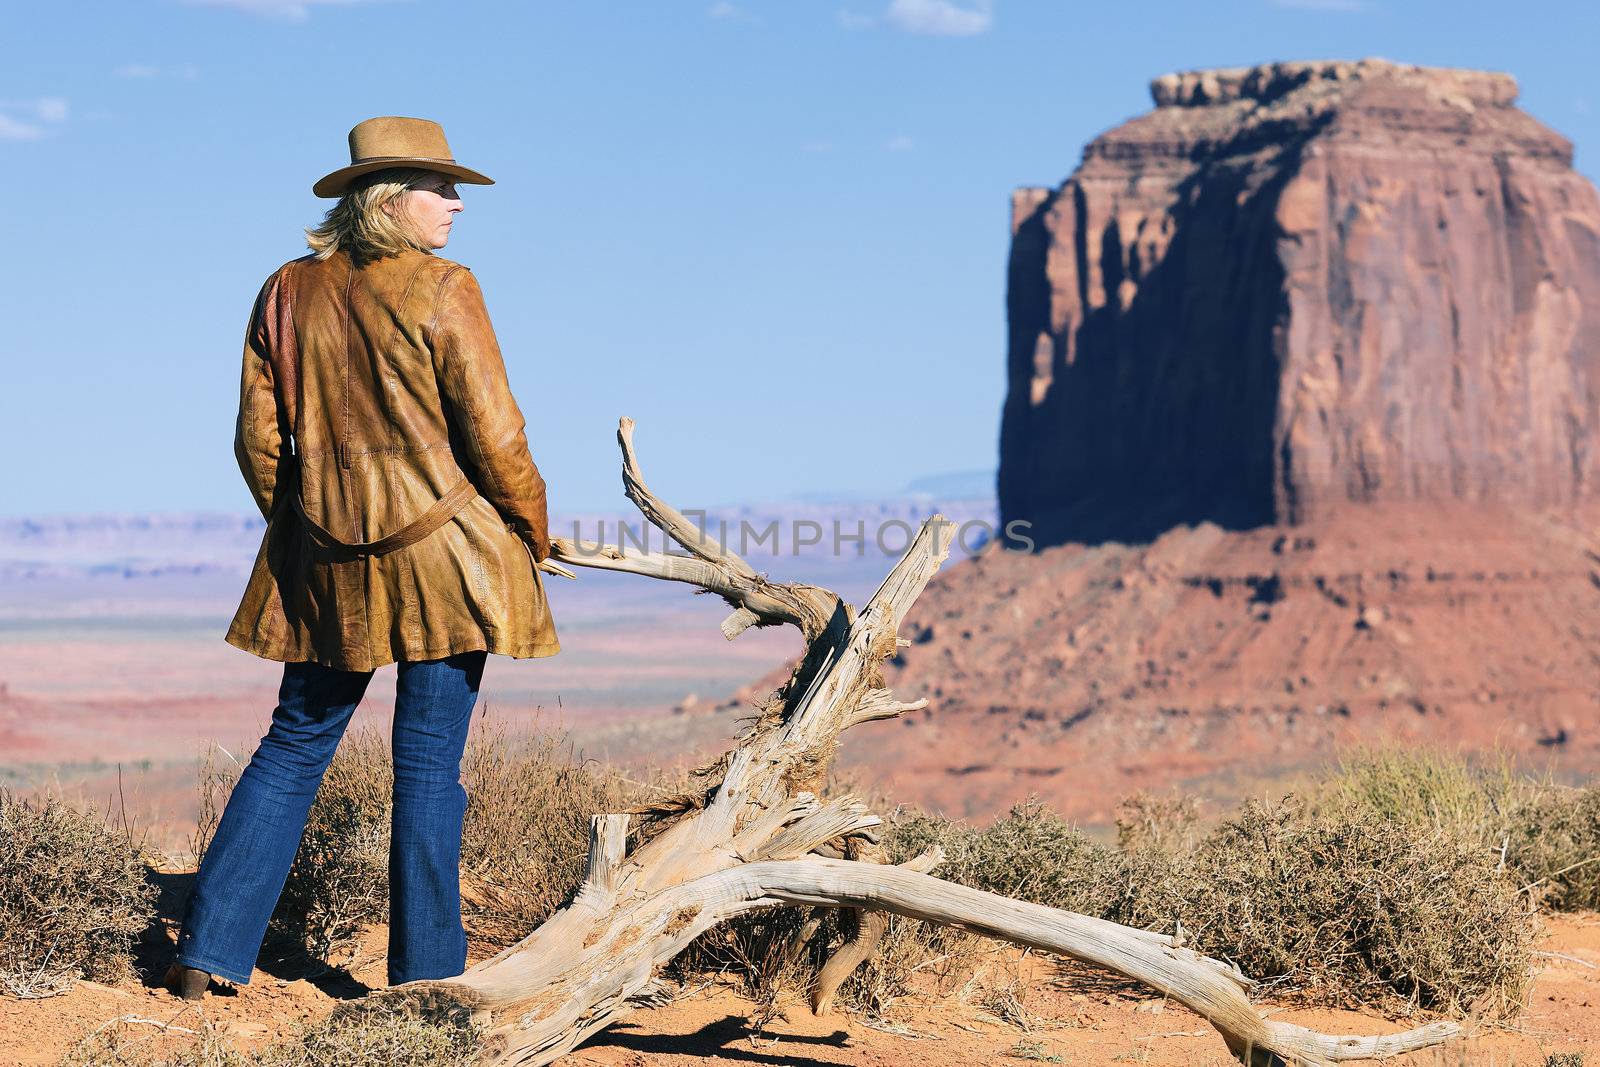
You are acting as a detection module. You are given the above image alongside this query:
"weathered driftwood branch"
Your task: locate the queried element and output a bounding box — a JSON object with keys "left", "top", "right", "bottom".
{"left": 411, "top": 418, "right": 1461, "bottom": 1067}
{"left": 549, "top": 417, "right": 841, "bottom": 641}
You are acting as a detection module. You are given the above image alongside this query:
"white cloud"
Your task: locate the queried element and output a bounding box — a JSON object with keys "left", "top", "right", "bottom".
{"left": 884, "top": 0, "right": 993, "bottom": 36}
{"left": 707, "top": 1, "right": 755, "bottom": 20}
{"left": 885, "top": 133, "right": 914, "bottom": 151}
{"left": 0, "top": 97, "right": 68, "bottom": 141}
{"left": 182, "top": 0, "right": 397, "bottom": 23}
{"left": 1270, "top": 0, "right": 1371, "bottom": 10}
{"left": 114, "top": 63, "right": 200, "bottom": 79}
{"left": 0, "top": 114, "right": 44, "bottom": 141}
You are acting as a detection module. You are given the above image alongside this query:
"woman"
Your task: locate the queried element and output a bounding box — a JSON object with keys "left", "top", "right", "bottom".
{"left": 168, "top": 116, "right": 560, "bottom": 999}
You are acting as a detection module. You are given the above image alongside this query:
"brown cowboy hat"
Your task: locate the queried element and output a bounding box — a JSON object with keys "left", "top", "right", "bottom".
{"left": 313, "top": 116, "right": 494, "bottom": 198}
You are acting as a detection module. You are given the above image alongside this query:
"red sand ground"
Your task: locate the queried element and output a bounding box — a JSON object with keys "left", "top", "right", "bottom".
{"left": 5, "top": 912, "right": 1597, "bottom": 1066}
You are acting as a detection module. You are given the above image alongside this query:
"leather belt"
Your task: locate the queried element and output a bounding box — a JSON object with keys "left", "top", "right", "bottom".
{"left": 293, "top": 476, "right": 477, "bottom": 562}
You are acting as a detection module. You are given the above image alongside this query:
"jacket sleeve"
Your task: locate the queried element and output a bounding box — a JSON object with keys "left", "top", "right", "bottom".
{"left": 233, "top": 275, "right": 285, "bottom": 520}
{"left": 429, "top": 266, "right": 553, "bottom": 561}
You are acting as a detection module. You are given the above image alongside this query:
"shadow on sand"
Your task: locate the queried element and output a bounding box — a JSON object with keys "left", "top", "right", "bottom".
{"left": 581, "top": 1014, "right": 855, "bottom": 1065}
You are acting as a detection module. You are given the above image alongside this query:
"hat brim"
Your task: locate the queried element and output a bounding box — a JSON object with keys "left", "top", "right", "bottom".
{"left": 312, "top": 157, "right": 494, "bottom": 198}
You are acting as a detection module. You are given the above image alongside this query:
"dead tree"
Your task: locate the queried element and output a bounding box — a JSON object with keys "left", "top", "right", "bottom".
{"left": 413, "top": 418, "right": 1461, "bottom": 1067}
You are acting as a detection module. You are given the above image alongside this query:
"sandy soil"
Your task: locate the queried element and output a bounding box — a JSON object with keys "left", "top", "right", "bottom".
{"left": 5, "top": 898, "right": 1597, "bottom": 1067}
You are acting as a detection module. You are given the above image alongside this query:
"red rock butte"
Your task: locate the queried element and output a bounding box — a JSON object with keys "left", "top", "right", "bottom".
{"left": 1001, "top": 59, "right": 1600, "bottom": 547}
{"left": 782, "top": 60, "right": 1600, "bottom": 824}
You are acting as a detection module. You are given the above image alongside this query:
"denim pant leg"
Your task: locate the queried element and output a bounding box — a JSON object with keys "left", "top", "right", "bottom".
{"left": 177, "top": 660, "right": 373, "bottom": 983}
{"left": 386, "top": 650, "right": 485, "bottom": 986}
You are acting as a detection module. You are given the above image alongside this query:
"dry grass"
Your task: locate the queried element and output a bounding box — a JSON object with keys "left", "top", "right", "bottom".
{"left": 1124, "top": 796, "right": 1538, "bottom": 1018}
{"left": 60, "top": 1015, "right": 245, "bottom": 1067}
{"left": 256, "top": 990, "right": 481, "bottom": 1067}
{"left": 1114, "top": 791, "right": 1201, "bottom": 854}
{"left": 59, "top": 992, "right": 479, "bottom": 1067}
{"left": 190, "top": 746, "right": 241, "bottom": 867}
{"left": 671, "top": 906, "right": 819, "bottom": 1032}
{"left": 458, "top": 718, "right": 638, "bottom": 946}
{"left": 1007, "top": 1037, "right": 1064, "bottom": 1062}
{"left": 1316, "top": 747, "right": 1600, "bottom": 913}
{"left": 1313, "top": 747, "right": 1539, "bottom": 852}
{"left": 1513, "top": 785, "right": 1600, "bottom": 910}
{"left": 194, "top": 717, "right": 643, "bottom": 963}
{"left": 0, "top": 790, "right": 156, "bottom": 998}
{"left": 889, "top": 800, "right": 1120, "bottom": 911}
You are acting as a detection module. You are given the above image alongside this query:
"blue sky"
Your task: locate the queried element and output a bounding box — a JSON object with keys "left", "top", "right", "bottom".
{"left": 3, "top": 0, "right": 1596, "bottom": 515}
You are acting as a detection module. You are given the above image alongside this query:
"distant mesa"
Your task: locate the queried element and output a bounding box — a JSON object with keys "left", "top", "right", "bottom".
{"left": 1000, "top": 58, "right": 1600, "bottom": 547}
{"left": 900, "top": 469, "right": 996, "bottom": 499}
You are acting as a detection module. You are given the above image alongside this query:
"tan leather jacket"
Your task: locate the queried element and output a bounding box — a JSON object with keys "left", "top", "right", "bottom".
{"left": 226, "top": 248, "right": 560, "bottom": 671}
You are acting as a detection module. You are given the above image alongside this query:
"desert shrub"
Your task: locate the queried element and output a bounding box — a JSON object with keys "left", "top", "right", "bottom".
{"left": 1115, "top": 791, "right": 1201, "bottom": 854}
{"left": 891, "top": 800, "right": 1118, "bottom": 911}
{"left": 190, "top": 734, "right": 391, "bottom": 964}
{"left": 673, "top": 905, "right": 823, "bottom": 1030}
{"left": 1509, "top": 784, "right": 1600, "bottom": 911}
{"left": 0, "top": 790, "right": 156, "bottom": 997}
{"left": 458, "top": 719, "right": 638, "bottom": 945}
{"left": 256, "top": 990, "right": 481, "bottom": 1067}
{"left": 189, "top": 733, "right": 1553, "bottom": 1023}
{"left": 191, "top": 745, "right": 239, "bottom": 866}
{"left": 784, "top": 790, "right": 1537, "bottom": 1021}
{"left": 1314, "top": 748, "right": 1536, "bottom": 843}
{"left": 1316, "top": 748, "right": 1600, "bottom": 913}
{"left": 832, "top": 908, "right": 975, "bottom": 1019}
{"left": 1120, "top": 797, "right": 1536, "bottom": 1017}
{"left": 678, "top": 892, "right": 986, "bottom": 1023}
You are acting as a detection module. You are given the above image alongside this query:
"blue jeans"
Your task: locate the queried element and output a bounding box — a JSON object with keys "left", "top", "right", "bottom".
{"left": 177, "top": 651, "right": 486, "bottom": 987}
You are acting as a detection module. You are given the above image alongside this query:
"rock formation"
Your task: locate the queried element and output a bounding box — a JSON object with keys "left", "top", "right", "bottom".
{"left": 1000, "top": 59, "right": 1600, "bottom": 546}
{"left": 677, "top": 61, "right": 1600, "bottom": 826}
{"left": 705, "top": 497, "right": 1600, "bottom": 824}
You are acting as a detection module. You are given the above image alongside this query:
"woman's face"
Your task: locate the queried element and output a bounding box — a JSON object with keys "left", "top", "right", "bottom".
{"left": 394, "top": 173, "right": 463, "bottom": 249}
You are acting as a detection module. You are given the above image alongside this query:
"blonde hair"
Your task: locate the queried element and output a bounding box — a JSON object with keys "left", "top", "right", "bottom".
{"left": 305, "top": 167, "right": 437, "bottom": 264}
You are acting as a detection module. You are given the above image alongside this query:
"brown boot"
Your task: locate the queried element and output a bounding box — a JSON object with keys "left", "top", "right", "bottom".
{"left": 163, "top": 963, "right": 211, "bottom": 1001}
